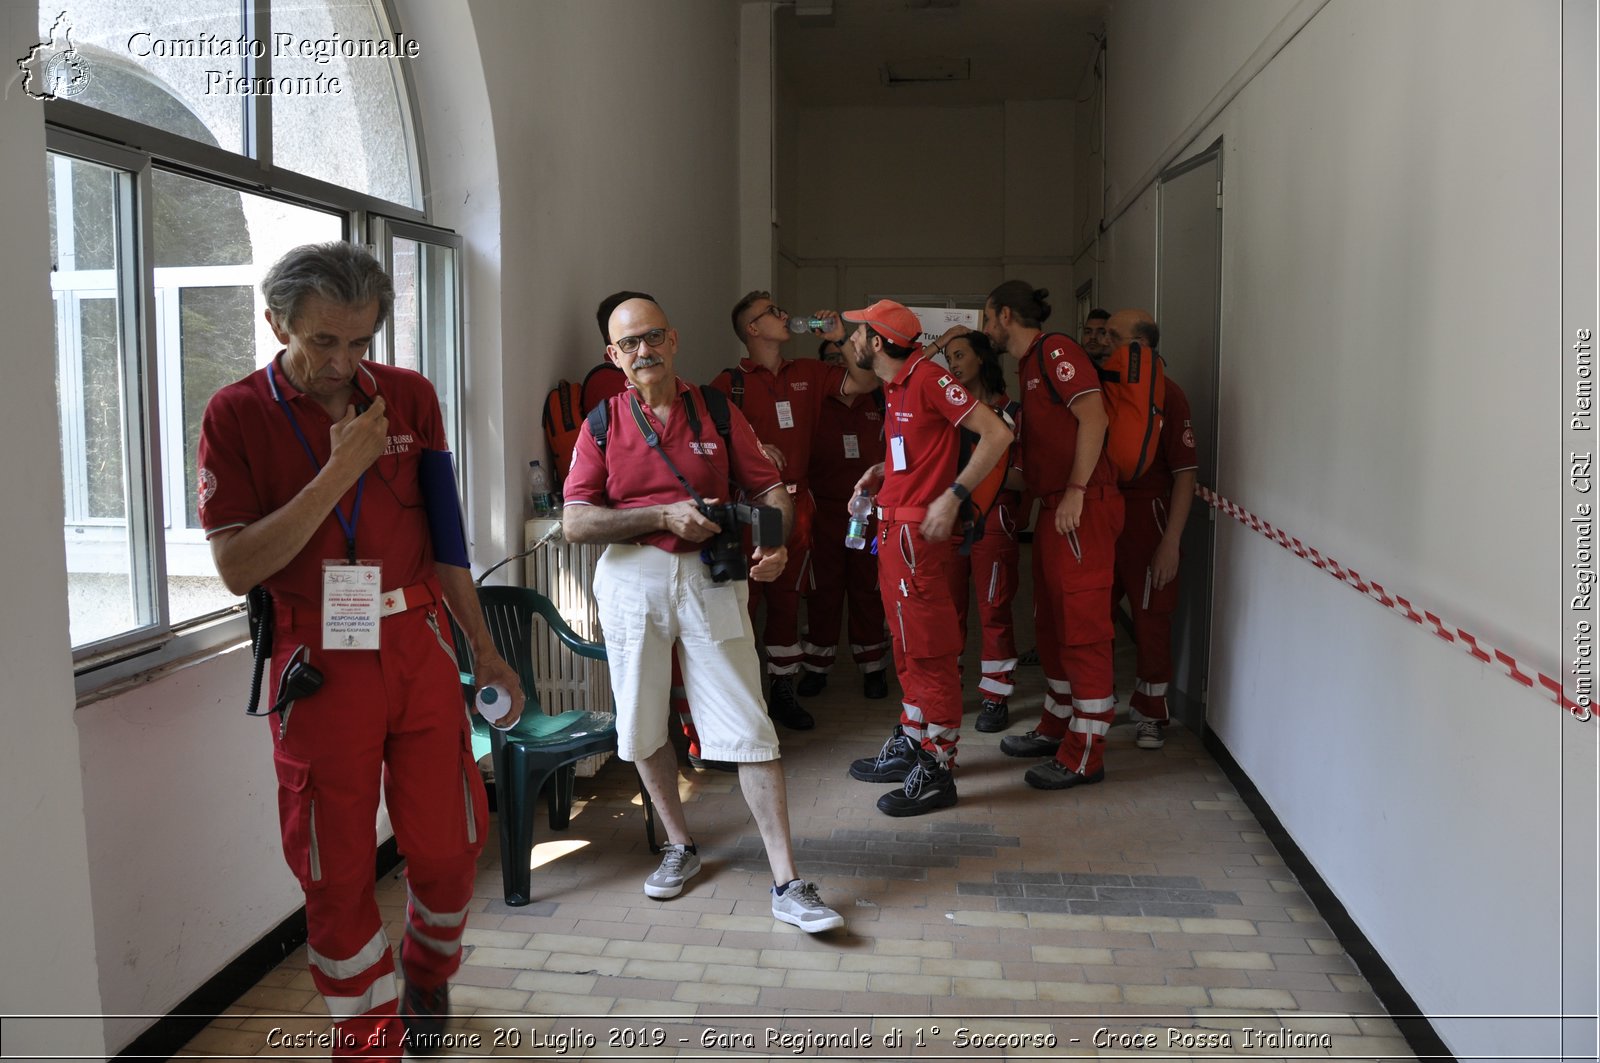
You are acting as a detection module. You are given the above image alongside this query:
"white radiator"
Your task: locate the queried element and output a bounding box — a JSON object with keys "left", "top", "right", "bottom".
{"left": 523, "top": 517, "right": 613, "bottom": 718}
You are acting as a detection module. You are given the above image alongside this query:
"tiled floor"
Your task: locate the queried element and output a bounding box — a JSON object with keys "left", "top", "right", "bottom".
{"left": 181, "top": 605, "right": 1418, "bottom": 1060}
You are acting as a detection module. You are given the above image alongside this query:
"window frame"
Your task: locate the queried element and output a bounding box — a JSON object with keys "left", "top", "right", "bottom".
{"left": 45, "top": 0, "right": 458, "bottom": 697}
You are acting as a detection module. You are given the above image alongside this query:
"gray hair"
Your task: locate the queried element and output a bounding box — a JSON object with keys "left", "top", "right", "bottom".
{"left": 261, "top": 242, "right": 394, "bottom": 330}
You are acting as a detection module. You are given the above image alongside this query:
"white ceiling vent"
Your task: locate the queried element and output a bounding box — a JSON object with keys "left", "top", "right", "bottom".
{"left": 880, "top": 57, "right": 971, "bottom": 85}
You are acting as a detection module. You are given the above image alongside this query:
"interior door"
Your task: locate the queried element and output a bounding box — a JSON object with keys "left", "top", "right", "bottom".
{"left": 1155, "top": 141, "right": 1223, "bottom": 732}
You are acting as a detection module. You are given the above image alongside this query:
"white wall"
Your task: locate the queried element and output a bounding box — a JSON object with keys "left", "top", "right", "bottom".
{"left": 782, "top": 100, "right": 1075, "bottom": 319}
{"left": 1100, "top": 1, "right": 1587, "bottom": 1058}
{"left": 0, "top": 6, "right": 111, "bottom": 1058}
{"left": 49, "top": 2, "right": 746, "bottom": 1054}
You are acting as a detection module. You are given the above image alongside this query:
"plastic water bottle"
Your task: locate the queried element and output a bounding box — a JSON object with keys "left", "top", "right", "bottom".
{"left": 788, "top": 315, "right": 830, "bottom": 335}
{"left": 845, "top": 492, "right": 873, "bottom": 550}
{"left": 476, "top": 683, "right": 513, "bottom": 726}
{"left": 528, "top": 460, "right": 554, "bottom": 516}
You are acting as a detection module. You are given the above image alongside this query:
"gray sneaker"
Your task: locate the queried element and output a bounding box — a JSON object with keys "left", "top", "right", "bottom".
{"left": 771, "top": 879, "right": 844, "bottom": 933}
{"left": 1134, "top": 721, "right": 1166, "bottom": 750}
{"left": 643, "top": 843, "right": 700, "bottom": 899}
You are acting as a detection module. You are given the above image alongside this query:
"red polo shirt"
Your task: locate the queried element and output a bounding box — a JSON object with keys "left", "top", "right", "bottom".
{"left": 709, "top": 357, "right": 847, "bottom": 489}
{"left": 1016, "top": 332, "right": 1117, "bottom": 495}
{"left": 809, "top": 391, "right": 886, "bottom": 504}
{"left": 197, "top": 357, "right": 445, "bottom": 613}
{"left": 878, "top": 351, "right": 980, "bottom": 510}
{"left": 1120, "top": 377, "right": 1199, "bottom": 498}
{"left": 564, "top": 378, "right": 783, "bottom": 553}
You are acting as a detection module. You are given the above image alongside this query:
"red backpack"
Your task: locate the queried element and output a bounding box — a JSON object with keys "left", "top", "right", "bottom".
{"left": 1039, "top": 334, "right": 1166, "bottom": 483}
{"left": 541, "top": 380, "right": 584, "bottom": 486}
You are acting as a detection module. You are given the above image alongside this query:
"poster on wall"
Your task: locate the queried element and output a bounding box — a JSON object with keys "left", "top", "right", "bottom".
{"left": 906, "top": 307, "right": 979, "bottom": 368}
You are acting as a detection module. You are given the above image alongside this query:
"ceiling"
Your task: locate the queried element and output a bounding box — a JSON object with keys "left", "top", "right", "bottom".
{"left": 775, "top": 0, "right": 1107, "bottom": 109}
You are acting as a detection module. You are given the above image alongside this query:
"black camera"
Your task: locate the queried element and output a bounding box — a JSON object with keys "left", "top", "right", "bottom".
{"left": 699, "top": 502, "right": 784, "bottom": 582}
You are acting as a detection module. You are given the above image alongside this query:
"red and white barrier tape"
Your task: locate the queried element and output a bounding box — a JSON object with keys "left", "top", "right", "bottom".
{"left": 1197, "top": 486, "right": 1591, "bottom": 722}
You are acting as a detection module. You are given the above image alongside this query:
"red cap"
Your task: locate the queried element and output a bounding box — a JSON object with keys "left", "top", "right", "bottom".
{"left": 842, "top": 299, "right": 922, "bottom": 347}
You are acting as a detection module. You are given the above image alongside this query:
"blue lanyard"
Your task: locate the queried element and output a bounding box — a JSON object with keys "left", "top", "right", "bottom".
{"left": 268, "top": 360, "right": 365, "bottom": 563}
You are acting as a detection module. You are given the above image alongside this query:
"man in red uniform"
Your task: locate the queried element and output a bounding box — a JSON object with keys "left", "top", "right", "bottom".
{"left": 712, "top": 292, "right": 878, "bottom": 729}
{"left": 199, "top": 243, "right": 523, "bottom": 1059}
{"left": 979, "top": 281, "right": 1125, "bottom": 791}
{"left": 563, "top": 294, "right": 844, "bottom": 932}
{"left": 801, "top": 339, "right": 890, "bottom": 699}
{"left": 835, "top": 301, "right": 1013, "bottom": 816}
{"left": 1103, "top": 309, "right": 1198, "bottom": 750}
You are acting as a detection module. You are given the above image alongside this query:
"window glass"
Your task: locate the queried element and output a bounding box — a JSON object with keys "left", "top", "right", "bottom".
{"left": 39, "top": 1, "right": 246, "bottom": 153}
{"left": 389, "top": 236, "right": 461, "bottom": 455}
{"left": 150, "top": 168, "right": 341, "bottom": 628}
{"left": 271, "top": 0, "right": 418, "bottom": 208}
{"left": 51, "top": 154, "right": 140, "bottom": 647}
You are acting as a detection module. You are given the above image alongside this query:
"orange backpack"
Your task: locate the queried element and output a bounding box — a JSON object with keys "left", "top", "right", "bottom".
{"left": 541, "top": 380, "right": 583, "bottom": 486}
{"left": 1039, "top": 334, "right": 1166, "bottom": 483}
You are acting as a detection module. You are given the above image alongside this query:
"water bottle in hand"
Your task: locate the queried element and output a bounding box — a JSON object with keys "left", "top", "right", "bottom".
{"left": 787, "top": 315, "right": 830, "bottom": 335}
{"left": 845, "top": 492, "right": 873, "bottom": 551}
{"left": 476, "top": 683, "right": 514, "bottom": 727}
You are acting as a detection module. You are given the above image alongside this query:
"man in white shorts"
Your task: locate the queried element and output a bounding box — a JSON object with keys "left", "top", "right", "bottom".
{"left": 562, "top": 294, "right": 844, "bottom": 933}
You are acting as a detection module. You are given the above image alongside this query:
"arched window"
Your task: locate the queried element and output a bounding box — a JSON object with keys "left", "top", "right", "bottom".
{"left": 40, "top": 2, "right": 461, "bottom": 679}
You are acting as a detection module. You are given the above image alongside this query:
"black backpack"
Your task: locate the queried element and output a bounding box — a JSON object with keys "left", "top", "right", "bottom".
{"left": 584, "top": 384, "right": 735, "bottom": 457}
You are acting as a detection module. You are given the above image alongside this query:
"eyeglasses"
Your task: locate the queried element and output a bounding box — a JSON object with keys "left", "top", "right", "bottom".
{"left": 758, "top": 305, "right": 786, "bottom": 321}
{"left": 612, "top": 328, "right": 669, "bottom": 354}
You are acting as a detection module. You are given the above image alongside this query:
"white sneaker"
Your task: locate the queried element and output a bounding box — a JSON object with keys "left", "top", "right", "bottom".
{"left": 1134, "top": 721, "right": 1166, "bottom": 750}
{"left": 643, "top": 843, "right": 700, "bottom": 899}
{"left": 771, "top": 879, "right": 843, "bottom": 933}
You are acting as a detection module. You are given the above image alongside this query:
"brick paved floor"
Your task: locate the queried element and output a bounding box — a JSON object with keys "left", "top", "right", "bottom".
{"left": 181, "top": 584, "right": 1417, "bottom": 1061}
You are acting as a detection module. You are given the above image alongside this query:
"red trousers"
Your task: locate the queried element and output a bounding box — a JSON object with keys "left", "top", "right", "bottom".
{"left": 746, "top": 489, "right": 815, "bottom": 677}
{"left": 804, "top": 495, "right": 889, "bottom": 675}
{"left": 269, "top": 588, "right": 486, "bottom": 1060}
{"left": 878, "top": 512, "right": 964, "bottom": 764}
{"left": 948, "top": 497, "right": 1020, "bottom": 703}
{"left": 1114, "top": 492, "right": 1180, "bottom": 725}
{"left": 1030, "top": 489, "right": 1125, "bottom": 777}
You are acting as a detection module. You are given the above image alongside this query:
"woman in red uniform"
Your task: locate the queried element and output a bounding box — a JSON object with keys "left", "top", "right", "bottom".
{"left": 941, "top": 332, "right": 1023, "bottom": 734}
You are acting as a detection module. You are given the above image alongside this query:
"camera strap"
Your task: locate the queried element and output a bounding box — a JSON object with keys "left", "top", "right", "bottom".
{"left": 628, "top": 392, "right": 712, "bottom": 509}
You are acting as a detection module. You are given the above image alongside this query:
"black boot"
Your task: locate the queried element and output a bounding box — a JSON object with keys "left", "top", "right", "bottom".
{"left": 767, "top": 675, "right": 815, "bottom": 730}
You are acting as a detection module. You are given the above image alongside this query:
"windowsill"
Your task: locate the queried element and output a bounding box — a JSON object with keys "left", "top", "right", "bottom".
{"left": 75, "top": 612, "right": 251, "bottom": 707}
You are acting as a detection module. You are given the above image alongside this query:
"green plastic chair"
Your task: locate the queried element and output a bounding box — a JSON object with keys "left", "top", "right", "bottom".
{"left": 451, "top": 585, "right": 659, "bottom": 905}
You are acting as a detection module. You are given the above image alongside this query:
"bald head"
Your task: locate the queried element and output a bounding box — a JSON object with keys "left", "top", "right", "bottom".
{"left": 1107, "top": 308, "right": 1159, "bottom": 351}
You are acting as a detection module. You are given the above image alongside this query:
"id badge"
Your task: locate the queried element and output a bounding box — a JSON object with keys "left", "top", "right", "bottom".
{"left": 889, "top": 434, "right": 908, "bottom": 472}
{"left": 322, "top": 561, "right": 382, "bottom": 650}
{"left": 703, "top": 583, "right": 743, "bottom": 642}
{"left": 774, "top": 400, "right": 795, "bottom": 430}
{"left": 843, "top": 433, "right": 860, "bottom": 460}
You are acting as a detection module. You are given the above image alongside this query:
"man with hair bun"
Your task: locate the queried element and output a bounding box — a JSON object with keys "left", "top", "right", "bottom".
{"left": 199, "top": 241, "right": 522, "bottom": 1057}
{"left": 978, "top": 281, "right": 1124, "bottom": 791}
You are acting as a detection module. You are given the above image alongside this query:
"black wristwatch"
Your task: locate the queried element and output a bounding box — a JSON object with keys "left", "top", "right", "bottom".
{"left": 948, "top": 482, "right": 970, "bottom": 502}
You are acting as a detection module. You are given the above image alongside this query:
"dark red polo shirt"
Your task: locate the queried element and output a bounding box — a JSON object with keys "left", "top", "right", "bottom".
{"left": 563, "top": 378, "right": 783, "bottom": 553}
{"left": 197, "top": 357, "right": 445, "bottom": 614}
{"left": 809, "top": 391, "right": 886, "bottom": 504}
{"left": 878, "top": 351, "right": 980, "bottom": 510}
{"left": 1016, "top": 332, "right": 1118, "bottom": 495}
{"left": 709, "top": 357, "right": 847, "bottom": 489}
